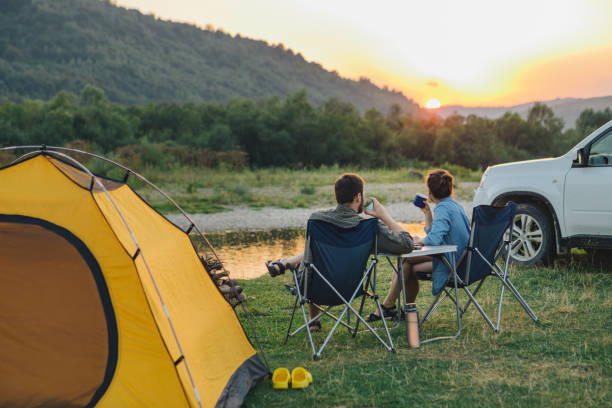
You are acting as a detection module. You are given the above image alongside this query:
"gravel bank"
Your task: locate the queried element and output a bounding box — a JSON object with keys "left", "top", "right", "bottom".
{"left": 167, "top": 200, "right": 474, "bottom": 232}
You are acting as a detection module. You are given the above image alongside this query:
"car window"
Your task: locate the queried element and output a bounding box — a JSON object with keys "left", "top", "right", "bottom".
{"left": 588, "top": 131, "right": 612, "bottom": 167}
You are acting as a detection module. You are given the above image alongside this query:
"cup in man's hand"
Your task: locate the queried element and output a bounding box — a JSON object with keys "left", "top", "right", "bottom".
{"left": 413, "top": 193, "right": 427, "bottom": 208}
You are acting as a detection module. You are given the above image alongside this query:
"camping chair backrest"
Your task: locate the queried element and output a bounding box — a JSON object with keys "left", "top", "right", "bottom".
{"left": 306, "top": 218, "right": 378, "bottom": 306}
{"left": 463, "top": 203, "right": 516, "bottom": 285}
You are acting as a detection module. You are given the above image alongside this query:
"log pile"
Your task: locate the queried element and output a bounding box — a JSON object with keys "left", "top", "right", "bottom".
{"left": 200, "top": 255, "right": 247, "bottom": 305}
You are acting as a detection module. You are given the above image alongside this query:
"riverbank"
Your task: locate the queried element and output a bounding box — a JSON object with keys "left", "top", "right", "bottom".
{"left": 166, "top": 199, "right": 473, "bottom": 232}
{"left": 136, "top": 164, "right": 480, "bottom": 224}
{"left": 148, "top": 168, "right": 479, "bottom": 231}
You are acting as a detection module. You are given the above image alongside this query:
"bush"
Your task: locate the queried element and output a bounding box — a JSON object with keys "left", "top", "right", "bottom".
{"left": 300, "top": 185, "right": 316, "bottom": 195}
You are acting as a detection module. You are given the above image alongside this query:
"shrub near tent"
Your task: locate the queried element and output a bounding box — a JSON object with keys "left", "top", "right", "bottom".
{"left": 0, "top": 153, "right": 267, "bottom": 408}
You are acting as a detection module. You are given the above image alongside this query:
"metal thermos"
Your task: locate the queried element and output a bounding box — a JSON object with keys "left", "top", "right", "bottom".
{"left": 406, "top": 303, "right": 420, "bottom": 348}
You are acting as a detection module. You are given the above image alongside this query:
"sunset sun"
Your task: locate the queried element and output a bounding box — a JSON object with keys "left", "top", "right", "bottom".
{"left": 426, "top": 98, "right": 441, "bottom": 109}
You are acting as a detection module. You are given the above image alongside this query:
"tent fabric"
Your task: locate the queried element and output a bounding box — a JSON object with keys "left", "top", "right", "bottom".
{"left": 0, "top": 154, "right": 266, "bottom": 407}
{"left": 47, "top": 156, "right": 123, "bottom": 192}
{"left": 99, "top": 184, "right": 265, "bottom": 407}
{"left": 0, "top": 216, "right": 113, "bottom": 407}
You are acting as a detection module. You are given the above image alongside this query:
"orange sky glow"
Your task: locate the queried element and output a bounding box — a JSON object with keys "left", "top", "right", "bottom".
{"left": 115, "top": 0, "right": 612, "bottom": 108}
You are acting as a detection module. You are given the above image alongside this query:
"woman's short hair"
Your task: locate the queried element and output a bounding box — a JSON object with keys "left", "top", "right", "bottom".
{"left": 426, "top": 169, "right": 454, "bottom": 199}
{"left": 334, "top": 173, "right": 364, "bottom": 204}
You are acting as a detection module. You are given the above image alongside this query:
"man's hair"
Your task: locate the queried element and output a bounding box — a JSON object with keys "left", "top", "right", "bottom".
{"left": 334, "top": 173, "right": 364, "bottom": 204}
{"left": 426, "top": 169, "right": 454, "bottom": 199}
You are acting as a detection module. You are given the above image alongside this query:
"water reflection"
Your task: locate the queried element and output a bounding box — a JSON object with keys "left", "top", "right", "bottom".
{"left": 193, "top": 223, "right": 425, "bottom": 280}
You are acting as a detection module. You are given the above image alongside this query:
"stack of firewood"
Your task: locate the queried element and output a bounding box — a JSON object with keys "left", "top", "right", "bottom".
{"left": 200, "top": 255, "right": 247, "bottom": 305}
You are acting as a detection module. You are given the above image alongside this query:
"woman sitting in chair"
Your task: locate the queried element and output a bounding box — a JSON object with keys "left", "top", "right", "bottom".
{"left": 367, "top": 169, "right": 470, "bottom": 321}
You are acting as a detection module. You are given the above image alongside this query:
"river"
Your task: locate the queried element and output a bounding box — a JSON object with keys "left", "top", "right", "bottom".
{"left": 199, "top": 223, "right": 425, "bottom": 279}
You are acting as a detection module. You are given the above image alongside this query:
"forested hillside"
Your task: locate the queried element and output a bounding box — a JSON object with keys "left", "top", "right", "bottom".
{"left": 0, "top": 0, "right": 419, "bottom": 115}
{"left": 2, "top": 86, "right": 610, "bottom": 171}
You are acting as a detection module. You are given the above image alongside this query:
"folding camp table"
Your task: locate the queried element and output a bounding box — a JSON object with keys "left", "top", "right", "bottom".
{"left": 381, "top": 245, "right": 458, "bottom": 345}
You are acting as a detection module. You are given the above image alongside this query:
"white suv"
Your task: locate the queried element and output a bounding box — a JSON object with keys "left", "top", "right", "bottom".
{"left": 473, "top": 120, "right": 612, "bottom": 264}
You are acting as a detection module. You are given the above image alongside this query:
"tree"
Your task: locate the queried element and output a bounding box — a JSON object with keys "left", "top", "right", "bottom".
{"left": 576, "top": 108, "right": 612, "bottom": 138}
{"left": 525, "top": 103, "right": 564, "bottom": 156}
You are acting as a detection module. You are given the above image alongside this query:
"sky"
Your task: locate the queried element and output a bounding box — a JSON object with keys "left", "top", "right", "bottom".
{"left": 114, "top": 0, "right": 612, "bottom": 108}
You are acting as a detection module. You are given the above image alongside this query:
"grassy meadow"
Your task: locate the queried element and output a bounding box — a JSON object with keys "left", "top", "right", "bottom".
{"left": 125, "top": 163, "right": 482, "bottom": 214}
{"left": 237, "top": 253, "right": 611, "bottom": 407}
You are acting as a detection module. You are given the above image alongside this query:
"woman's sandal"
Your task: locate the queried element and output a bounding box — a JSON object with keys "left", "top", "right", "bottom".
{"left": 308, "top": 320, "right": 321, "bottom": 333}
{"left": 366, "top": 305, "right": 397, "bottom": 322}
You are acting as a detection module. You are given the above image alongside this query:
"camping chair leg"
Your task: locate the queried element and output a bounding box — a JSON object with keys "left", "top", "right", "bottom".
{"left": 474, "top": 246, "right": 539, "bottom": 325}
{"left": 353, "top": 269, "right": 373, "bottom": 337}
{"left": 498, "top": 275, "right": 539, "bottom": 323}
{"left": 311, "top": 265, "right": 395, "bottom": 354}
{"left": 291, "top": 271, "right": 318, "bottom": 359}
{"left": 370, "top": 255, "right": 394, "bottom": 354}
{"left": 346, "top": 308, "right": 351, "bottom": 333}
{"left": 420, "top": 291, "right": 446, "bottom": 325}
{"left": 395, "top": 256, "right": 409, "bottom": 336}
{"left": 373, "top": 288, "right": 395, "bottom": 352}
{"left": 444, "top": 288, "right": 459, "bottom": 308}
{"left": 300, "top": 301, "right": 319, "bottom": 359}
{"left": 494, "top": 246, "right": 512, "bottom": 330}
{"left": 284, "top": 290, "right": 299, "bottom": 344}
{"left": 470, "top": 247, "right": 536, "bottom": 331}
{"left": 461, "top": 243, "right": 505, "bottom": 319}
{"left": 501, "top": 246, "right": 538, "bottom": 323}
{"left": 292, "top": 304, "right": 361, "bottom": 336}
{"left": 366, "top": 258, "right": 394, "bottom": 353}
{"left": 461, "top": 278, "right": 486, "bottom": 315}
{"left": 317, "top": 303, "right": 352, "bottom": 357}
{"left": 388, "top": 254, "right": 405, "bottom": 327}
{"left": 352, "top": 293, "right": 366, "bottom": 337}
{"left": 461, "top": 286, "right": 497, "bottom": 332}
{"left": 289, "top": 307, "right": 327, "bottom": 337}
{"left": 421, "top": 254, "right": 461, "bottom": 344}
{"left": 312, "top": 305, "right": 356, "bottom": 331}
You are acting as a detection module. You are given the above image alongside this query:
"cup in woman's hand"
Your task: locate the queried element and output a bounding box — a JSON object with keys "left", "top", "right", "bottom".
{"left": 413, "top": 193, "right": 427, "bottom": 208}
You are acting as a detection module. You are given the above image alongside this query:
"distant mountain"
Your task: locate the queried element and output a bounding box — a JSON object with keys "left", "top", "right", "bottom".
{"left": 0, "top": 0, "right": 420, "bottom": 115}
{"left": 437, "top": 95, "right": 612, "bottom": 129}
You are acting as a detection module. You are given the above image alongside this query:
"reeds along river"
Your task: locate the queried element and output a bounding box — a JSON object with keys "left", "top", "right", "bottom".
{"left": 193, "top": 223, "right": 425, "bottom": 280}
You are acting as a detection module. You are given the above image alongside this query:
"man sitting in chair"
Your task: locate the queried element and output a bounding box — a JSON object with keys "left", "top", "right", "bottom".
{"left": 267, "top": 173, "right": 413, "bottom": 332}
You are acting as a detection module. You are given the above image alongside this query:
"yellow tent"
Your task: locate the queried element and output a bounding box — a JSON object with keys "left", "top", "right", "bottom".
{"left": 0, "top": 151, "right": 267, "bottom": 408}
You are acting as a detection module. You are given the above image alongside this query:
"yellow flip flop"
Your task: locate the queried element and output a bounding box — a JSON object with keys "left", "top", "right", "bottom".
{"left": 272, "top": 367, "right": 291, "bottom": 389}
{"left": 291, "top": 367, "right": 312, "bottom": 389}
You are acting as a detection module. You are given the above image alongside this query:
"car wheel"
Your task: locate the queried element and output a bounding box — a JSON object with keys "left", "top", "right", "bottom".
{"left": 503, "top": 203, "right": 553, "bottom": 265}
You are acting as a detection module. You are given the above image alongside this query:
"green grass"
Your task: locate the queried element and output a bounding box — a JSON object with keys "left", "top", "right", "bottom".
{"left": 133, "top": 164, "right": 482, "bottom": 213}
{"left": 237, "top": 254, "right": 611, "bottom": 407}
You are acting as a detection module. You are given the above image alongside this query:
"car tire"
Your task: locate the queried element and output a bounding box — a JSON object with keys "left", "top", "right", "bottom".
{"left": 503, "top": 203, "right": 554, "bottom": 265}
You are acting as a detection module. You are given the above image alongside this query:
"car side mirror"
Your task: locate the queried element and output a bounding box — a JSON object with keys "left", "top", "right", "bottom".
{"left": 574, "top": 148, "right": 588, "bottom": 166}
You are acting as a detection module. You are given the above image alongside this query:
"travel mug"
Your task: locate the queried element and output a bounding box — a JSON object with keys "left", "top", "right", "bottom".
{"left": 413, "top": 193, "right": 427, "bottom": 208}
{"left": 406, "top": 303, "right": 420, "bottom": 348}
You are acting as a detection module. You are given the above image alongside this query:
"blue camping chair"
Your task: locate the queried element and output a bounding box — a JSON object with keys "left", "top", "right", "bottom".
{"left": 418, "top": 203, "right": 539, "bottom": 342}
{"left": 284, "top": 218, "right": 395, "bottom": 360}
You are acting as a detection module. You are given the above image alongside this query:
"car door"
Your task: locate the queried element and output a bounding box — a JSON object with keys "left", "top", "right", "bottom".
{"left": 564, "top": 128, "right": 612, "bottom": 236}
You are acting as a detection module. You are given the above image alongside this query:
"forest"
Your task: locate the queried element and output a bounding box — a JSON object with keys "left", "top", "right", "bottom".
{"left": 3, "top": 0, "right": 610, "bottom": 172}
{"left": 0, "top": 0, "right": 418, "bottom": 115}
{"left": 1, "top": 86, "right": 610, "bottom": 171}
